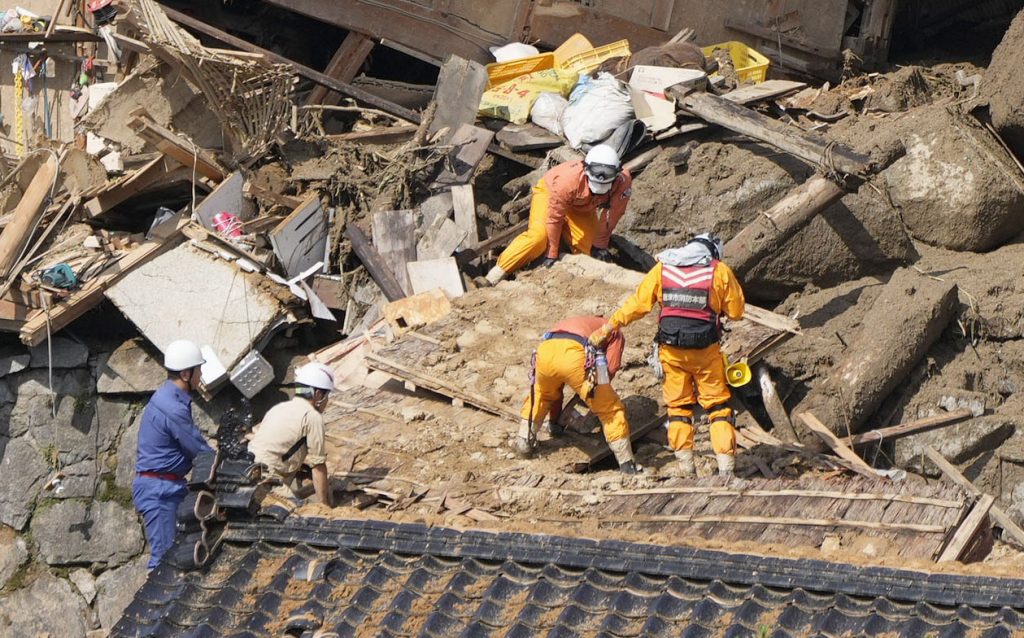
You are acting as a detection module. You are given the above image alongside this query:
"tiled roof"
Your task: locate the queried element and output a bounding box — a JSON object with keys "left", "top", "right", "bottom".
{"left": 113, "top": 517, "right": 1024, "bottom": 638}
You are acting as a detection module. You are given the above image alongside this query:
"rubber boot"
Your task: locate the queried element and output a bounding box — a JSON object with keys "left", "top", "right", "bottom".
{"left": 484, "top": 265, "right": 506, "bottom": 286}
{"left": 608, "top": 438, "right": 639, "bottom": 474}
{"left": 716, "top": 453, "right": 735, "bottom": 478}
{"left": 512, "top": 418, "right": 534, "bottom": 459}
{"left": 675, "top": 449, "right": 696, "bottom": 478}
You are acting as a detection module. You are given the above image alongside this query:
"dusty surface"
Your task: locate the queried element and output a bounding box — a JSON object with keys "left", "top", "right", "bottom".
{"left": 983, "top": 8, "right": 1024, "bottom": 158}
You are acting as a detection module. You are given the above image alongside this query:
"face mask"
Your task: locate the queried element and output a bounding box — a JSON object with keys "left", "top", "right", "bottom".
{"left": 588, "top": 178, "right": 613, "bottom": 194}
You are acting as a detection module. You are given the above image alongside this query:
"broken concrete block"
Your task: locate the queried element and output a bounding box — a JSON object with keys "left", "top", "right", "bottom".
{"left": 106, "top": 243, "right": 288, "bottom": 372}
{"left": 96, "top": 338, "right": 166, "bottom": 394}
{"left": 29, "top": 336, "right": 90, "bottom": 369}
{"left": 898, "top": 415, "right": 1016, "bottom": 468}
{"left": 796, "top": 269, "right": 958, "bottom": 436}
{"left": 100, "top": 150, "right": 124, "bottom": 173}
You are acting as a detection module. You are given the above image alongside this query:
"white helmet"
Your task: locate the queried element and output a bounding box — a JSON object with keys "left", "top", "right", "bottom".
{"left": 164, "top": 340, "right": 205, "bottom": 371}
{"left": 295, "top": 362, "right": 336, "bottom": 392}
{"left": 690, "top": 232, "right": 724, "bottom": 260}
{"left": 584, "top": 144, "right": 621, "bottom": 194}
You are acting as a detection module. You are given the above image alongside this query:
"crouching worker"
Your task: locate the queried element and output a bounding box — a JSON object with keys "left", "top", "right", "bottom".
{"left": 591, "top": 233, "right": 745, "bottom": 477}
{"left": 513, "top": 315, "right": 639, "bottom": 474}
{"left": 249, "top": 362, "right": 336, "bottom": 506}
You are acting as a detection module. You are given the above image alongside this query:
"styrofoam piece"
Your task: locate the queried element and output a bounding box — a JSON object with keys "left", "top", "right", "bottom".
{"left": 628, "top": 65, "right": 706, "bottom": 98}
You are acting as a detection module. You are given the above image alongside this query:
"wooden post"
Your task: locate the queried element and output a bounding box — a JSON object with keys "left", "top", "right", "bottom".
{"left": 937, "top": 494, "right": 994, "bottom": 562}
{"left": 849, "top": 409, "right": 974, "bottom": 447}
{"left": 755, "top": 363, "right": 800, "bottom": 443}
{"left": 797, "top": 412, "right": 877, "bottom": 478}
{"left": 0, "top": 156, "right": 58, "bottom": 278}
{"left": 306, "top": 31, "right": 376, "bottom": 106}
{"left": 923, "top": 446, "right": 1024, "bottom": 550}
{"left": 723, "top": 175, "right": 845, "bottom": 278}
{"left": 344, "top": 224, "right": 406, "bottom": 302}
{"left": 670, "top": 88, "right": 873, "bottom": 176}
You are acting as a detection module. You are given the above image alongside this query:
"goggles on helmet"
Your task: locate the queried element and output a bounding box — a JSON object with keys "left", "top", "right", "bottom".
{"left": 585, "top": 162, "right": 619, "bottom": 183}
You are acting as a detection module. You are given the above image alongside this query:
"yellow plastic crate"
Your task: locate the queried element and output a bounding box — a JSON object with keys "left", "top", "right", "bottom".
{"left": 486, "top": 53, "right": 555, "bottom": 89}
{"left": 701, "top": 41, "right": 770, "bottom": 84}
{"left": 557, "top": 39, "right": 631, "bottom": 75}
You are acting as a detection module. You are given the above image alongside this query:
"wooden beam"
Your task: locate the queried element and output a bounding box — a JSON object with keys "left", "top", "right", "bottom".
{"left": 723, "top": 175, "right": 845, "bottom": 278}
{"left": 937, "top": 494, "right": 994, "bottom": 562}
{"left": 592, "top": 515, "right": 945, "bottom": 533}
{"left": 344, "top": 224, "right": 406, "bottom": 302}
{"left": 323, "top": 125, "right": 417, "bottom": 145}
{"left": 670, "top": 88, "right": 873, "bottom": 176}
{"left": 371, "top": 210, "right": 416, "bottom": 295}
{"left": 923, "top": 446, "right": 1024, "bottom": 549}
{"left": 306, "top": 31, "right": 376, "bottom": 106}
{"left": 850, "top": 409, "right": 975, "bottom": 447}
{"left": 797, "top": 412, "right": 877, "bottom": 478}
{"left": 162, "top": 5, "right": 421, "bottom": 124}
{"left": 0, "top": 156, "right": 58, "bottom": 278}
{"left": 754, "top": 364, "right": 801, "bottom": 443}
{"left": 127, "top": 112, "right": 226, "bottom": 181}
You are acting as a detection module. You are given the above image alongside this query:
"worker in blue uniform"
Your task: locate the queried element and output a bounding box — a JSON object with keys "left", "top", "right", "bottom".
{"left": 132, "top": 339, "right": 214, "bottom": 570}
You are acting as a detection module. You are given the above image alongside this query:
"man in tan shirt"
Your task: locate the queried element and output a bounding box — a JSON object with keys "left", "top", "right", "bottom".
{"left": 249, "top": 362, "right": 335, "bottom": 505}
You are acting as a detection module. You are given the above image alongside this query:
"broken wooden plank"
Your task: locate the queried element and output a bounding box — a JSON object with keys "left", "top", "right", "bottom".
{"left": 429, "top": 55, "right": 490, "bottom": 141}
{"left": 594, "top": 515, "right": 945, "bottom": 533}
{"left": 850, "top": 409, "right": 975, "bottom": 447}
{"left": 0, "top": 155, "right": 58, "bottom": 278}
{"left": 127, "top": 111, "right": 227, "bottom": 181}
{"left": 306, "top": 31, "right": 376, "bottom": 106}
{"left": 371, "top": 209, "right": 416, "bottom": 295}
{"left": 382, "top": 289, "right": 451, "bottom": 335}
{"left": 417, "top": 215, "right": 467, "bottom": 261}
{"left": 923, "top": 446, "right": 1024, "bottom": 550}
{"left": 324, "top": 125, "right": 418, "bottom": 145}
{"left": 19, "top": 215, "right": 190, "bottom": 347}
{"left": 344, "top": 224, "right": 405, "bottom": 302}
{"left": 797, "top": 412, "right": 877, "bottom": 478}
{"left": 431, "top": 124, "right": 495, "bottom": 187}
{"left": 670, "top": 89, "right": 873, "bottom": 176}
{"left": 495, "top": 123, "right": 564, "bottom": 152}
{"left": 755, "top": 363, "right": 801, "bottom": 443}
{"left": 269, "top": 194, "right": 328, "bottom": 278}
{"left": 937, "top": 494, "right": 994, "bottom": 562}
{"left": 406, "top": 258, "right": 464, "bottom": 298}
{"left": 456, "top": 219, "right": 528, "bottom": 264}
{"left": 85, "top": 156, "right": 192, "bottom": 218}
{"left": 450, "top": 184, "right": 478, "bottom": 247}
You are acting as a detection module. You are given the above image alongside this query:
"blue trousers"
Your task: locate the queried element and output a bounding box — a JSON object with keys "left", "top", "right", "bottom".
{"left": 132, "top": 476, "right": 187, "bottom": 570}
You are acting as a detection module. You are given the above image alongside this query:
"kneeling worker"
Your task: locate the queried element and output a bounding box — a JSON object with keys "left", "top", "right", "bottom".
{"left": 591, "top": 233, "right": 745, "bottom": 477}
{"left": 249, "top": 362, "right": 336, "bottom": 506}
{"left": 514, "top": 315, "right": 639, "bottom": 474}
{"left": 483, "top": 144, "right": 632, "bottom": 285}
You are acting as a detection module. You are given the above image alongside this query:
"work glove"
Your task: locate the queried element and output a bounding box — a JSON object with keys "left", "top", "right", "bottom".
{"left": 591, "top": 247, "right": 612, "bottom": 262}
{"left": 541, "top": 256, "right": 558, "bottom": 268}
{"left": 588, "top": 322, "right": 615, "bottom": 348}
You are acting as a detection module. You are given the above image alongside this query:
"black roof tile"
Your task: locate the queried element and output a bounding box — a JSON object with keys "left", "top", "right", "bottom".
{"left": 111, "top": 518, "right": 1024, "bottom": 638}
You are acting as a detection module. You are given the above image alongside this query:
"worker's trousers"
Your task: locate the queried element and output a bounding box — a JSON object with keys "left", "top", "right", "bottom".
{"left": 132, "top": 475, "right": 188, "bottom": 570}
{"left": 659, "top": 341, "right": 736, "bottom": 455}
{"left": 520, "top": 338, "right": 630, "bottom": 443}
{"left": 496, "top": 178, "right": 598, "bottom": 273}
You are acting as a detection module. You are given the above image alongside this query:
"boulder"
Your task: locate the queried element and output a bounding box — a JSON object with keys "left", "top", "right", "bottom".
{"left": 95, "top": 557, "right": 148, "bottom": 630}
{"left": 31, "top": 500, "right": 144, "bottom": 566}
{"left": 114, "top": 418, "right": 141, "bottom": 490}
{"left": 95, "top": 397, "right": 142, "bottom": 456}
{"left": 9, "top": 368, "right": 94, "bottom": 442}
{"left": 983, "top": 9, "right": 1024, "bottom": 159}
{"left": 0, "top": 531, "right": 28, "bottom": 588}
{"left": 96, "top": 339, "right": 166, "bottom": 394}
{"left": 898, "top": 415, "right": 1016, "bottom": 468}
{"left": 0, "top": 572, "right": 89, "bottom": 637}
{"left": 0, "top": 437, "right": 50, "bottom": 530}
{"left": 29, "top": 336, "right": 90, "bottom": 369}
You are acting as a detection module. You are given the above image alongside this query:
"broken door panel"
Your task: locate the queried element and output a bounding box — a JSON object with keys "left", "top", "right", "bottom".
{"left": 269, "top": 194, "right": 328, "bottom": 279}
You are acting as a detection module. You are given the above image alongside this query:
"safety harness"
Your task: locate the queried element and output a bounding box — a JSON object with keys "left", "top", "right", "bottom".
{"left": 527, "top": 331, "right": 604, "bottom": 445}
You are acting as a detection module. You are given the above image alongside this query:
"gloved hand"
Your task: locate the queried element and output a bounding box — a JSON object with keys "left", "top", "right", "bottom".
{"left": 588, "top": 322, "right": 615, "bottom": 347}
{"left": 591, "top": 247, "right": 612, "bottom": 262}
{"left": 541, "top": 256, "right": 558, "bottom": 268}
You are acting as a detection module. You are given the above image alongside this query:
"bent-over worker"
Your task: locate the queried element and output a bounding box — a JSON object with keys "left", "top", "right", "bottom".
{"left": 591, "top": 233, "right": 745, "bottom": 477}
{"left": 249, "top": 362, "right": 335, "bottom": 506}
{"left": 483, "top": 144, "right": 632, "bottom": 285}
{"left": 133, "top": 339, "right": 214, "bottom": 570}
{"left": 514, "top": 315, "right": 639, "bottom": 474}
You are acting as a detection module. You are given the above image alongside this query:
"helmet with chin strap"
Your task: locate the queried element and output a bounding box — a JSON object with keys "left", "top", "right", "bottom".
{"left": 689, "top": 232, "right": 723, "bottom": 260}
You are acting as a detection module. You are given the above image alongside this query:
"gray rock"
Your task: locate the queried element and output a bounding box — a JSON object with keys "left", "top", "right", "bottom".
{"left": 0, "top": 572, "right": 89, "bottom": 637}
{"left": 95, "top": 558, "right": 148, "bottom": 630}
{"left": 0, "top": 379, "right": 13, "bottom": 405}
{"left": 9, "top": 368, "right": 95, "bottom": 442}
{"left": 898, "top": 415, "right": 1016, "bottom": 468}
{"left": 94, "top": 397, "right": 142, "bottom": 456}
{"left": 0, "top": 533, "right": 28, "bottom": 588}
{"left": 69, "top": 568, "right": 97, "bottom": 604}
{"left": 31, "top": 500, "right": 144, "bottom": 566}
{"left": 96, "top": 339, "right": 166, "bottom": 394}
{"left": 29, "top": 336, "right": 90, "bottom": 369}
{"left": 114, "top": 418, "right": 141, "bottom": 490}
{"left": 0, "top": 437, "right": 50, "bottom": 530}
{"left": 55, "top": 459, "right": 98, "bottom": 499}
{"left": 0, "top": 345, "right": 29, "bottom": 378}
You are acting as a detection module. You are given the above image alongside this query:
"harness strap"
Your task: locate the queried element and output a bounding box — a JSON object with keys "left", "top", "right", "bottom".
{"left": 282, "top": 436, "right": 307, "bottom": 462}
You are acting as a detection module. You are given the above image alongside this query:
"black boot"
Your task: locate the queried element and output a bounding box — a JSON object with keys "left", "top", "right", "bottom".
{"left": 619, "top": 460, "right": 640, "bottom": 475}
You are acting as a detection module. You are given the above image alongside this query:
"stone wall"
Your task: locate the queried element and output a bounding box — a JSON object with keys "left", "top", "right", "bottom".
{"left": 0, "top": 334, "right": 225, "bottom": 637}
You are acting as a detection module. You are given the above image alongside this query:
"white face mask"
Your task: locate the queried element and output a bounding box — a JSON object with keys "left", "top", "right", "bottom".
{"left": 588, "top": 178, "right": 613, "bottom": 194}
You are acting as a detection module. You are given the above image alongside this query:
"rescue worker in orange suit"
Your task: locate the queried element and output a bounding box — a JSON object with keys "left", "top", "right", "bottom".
{"left": 482, "top": 144, "right": 631, "bottom": 285}
{"left": 513, "top": 315, "right": 640, "bottom": 474}
{"left": 590, "top": 233, "right": 745, "bottom": 477}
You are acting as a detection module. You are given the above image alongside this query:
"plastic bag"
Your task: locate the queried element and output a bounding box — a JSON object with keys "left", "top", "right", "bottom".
{"left": 489, "top": 42, "right": 540, "bottom": 62}
{"left": 560, "top": 72, "right": 634, "bottom": 149}
{"left": 530, "top": 92, "right": 568, "bottom": 136}
{"left": 478, "top": 68, "right": 578, "bottom": 124}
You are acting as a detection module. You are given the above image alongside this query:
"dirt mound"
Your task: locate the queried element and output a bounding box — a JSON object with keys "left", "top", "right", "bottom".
{"left": 863, "top": 66, "right": 934, "bottom": 113}
{"left": 983, "top": 8, "right": 1024, "bottom": 158}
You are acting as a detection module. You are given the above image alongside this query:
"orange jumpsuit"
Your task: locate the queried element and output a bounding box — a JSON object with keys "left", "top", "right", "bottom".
{"left": 520, "top": 316, "right": 630, "bottom": 443}
{"left": 609, "top": 262, "right": 745, "bottom": 455}
{"left": 496, "top": 160, "right": 633, "bottom": 273}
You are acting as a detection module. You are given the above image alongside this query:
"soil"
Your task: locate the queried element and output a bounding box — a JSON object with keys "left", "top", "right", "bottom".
{"left": 982, "top": 8, "right": 1024, "bottom": 158}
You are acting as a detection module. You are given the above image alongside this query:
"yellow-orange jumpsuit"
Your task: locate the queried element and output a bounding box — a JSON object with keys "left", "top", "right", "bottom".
{"left": 496, "top": 160, "right": 633, "bottom": 273}
{"left": 520, "top": 316, "right": 630, "bottom": 443}
{"left": 609, "top": 262, "right": 745, "bottom": 455}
